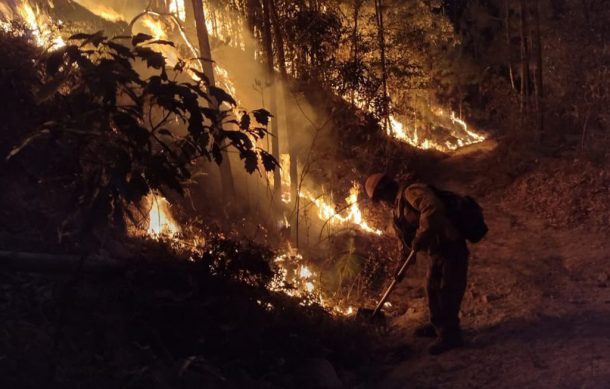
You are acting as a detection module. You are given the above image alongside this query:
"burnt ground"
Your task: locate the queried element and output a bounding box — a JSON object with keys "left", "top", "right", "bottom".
{"left": 368, "top": 143, "right": 610, "bottom": 388}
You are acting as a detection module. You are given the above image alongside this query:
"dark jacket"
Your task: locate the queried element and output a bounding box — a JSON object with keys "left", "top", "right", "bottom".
{"left": 393, "top": 183, "right": 460, "bottom": 251}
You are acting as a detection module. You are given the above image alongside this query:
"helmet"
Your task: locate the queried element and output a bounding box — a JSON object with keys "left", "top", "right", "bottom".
{"left": 364, "top": 173, "right": 388, "bottom": 200}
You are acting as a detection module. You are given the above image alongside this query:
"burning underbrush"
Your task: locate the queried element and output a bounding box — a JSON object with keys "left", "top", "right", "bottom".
{"left": 0, "top": 4, "right": 423, "bottom": 385}
{"left": 0, "top": 4, "right": 396, "bottom": 319}
{"left": 120, "top": 187, "right": 395, "bottom": 320}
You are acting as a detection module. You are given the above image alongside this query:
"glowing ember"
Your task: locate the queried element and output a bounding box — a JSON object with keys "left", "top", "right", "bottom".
{"left": 299, "top": 265, "right": 313, "bottom": 279}
{"left": 271, "top": 249, "right": 356, "bottom": 316}
{"left": 146, "top": 192, "right": 181, "bottom": 238}
{"left": 270, "top": 251, "right": 320, "bottom": 300}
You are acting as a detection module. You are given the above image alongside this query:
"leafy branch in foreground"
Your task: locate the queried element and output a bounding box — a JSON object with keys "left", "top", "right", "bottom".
{"left": 7, "top": 31, "right": 278, "bottom": 237}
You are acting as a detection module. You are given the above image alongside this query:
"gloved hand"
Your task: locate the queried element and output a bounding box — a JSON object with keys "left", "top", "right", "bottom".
{"left": 396, "top": 271, "right": 406, "bottom": 283}
{"left": 410, "top": 238, "right": 420, "bottom": 253}
{"left": 395, "top": 247, "right": 416, "bottom": 282}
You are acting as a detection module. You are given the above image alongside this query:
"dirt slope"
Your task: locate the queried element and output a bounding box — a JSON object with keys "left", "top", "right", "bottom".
{"left": 366, "top": 150, "right": 610, "bottom": 388}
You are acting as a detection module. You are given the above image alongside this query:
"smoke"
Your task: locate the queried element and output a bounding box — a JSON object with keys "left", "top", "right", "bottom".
{"left": 69, "top": 0, "right": 146, "bottom": 23}
{"left": 40, "top": 0, "right": 366, "bottom": 253}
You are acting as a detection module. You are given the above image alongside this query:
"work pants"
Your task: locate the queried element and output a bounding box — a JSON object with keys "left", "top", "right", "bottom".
{"left": 426, "top": 239, "right": 469, "bottom": 340}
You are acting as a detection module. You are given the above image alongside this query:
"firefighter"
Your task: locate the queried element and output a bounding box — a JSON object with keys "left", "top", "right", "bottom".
{"left": 364, "top": 173, "right": 469, "bottom": 355}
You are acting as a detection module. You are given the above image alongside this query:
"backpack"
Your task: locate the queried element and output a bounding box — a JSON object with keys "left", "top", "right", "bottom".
{"left": 430, "top": 186, "right": 488, "bottom": 243}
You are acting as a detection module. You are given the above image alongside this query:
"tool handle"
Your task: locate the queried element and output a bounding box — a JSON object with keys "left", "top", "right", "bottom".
{"left": 371, "top": 250, "right": 416, "bottom": 319}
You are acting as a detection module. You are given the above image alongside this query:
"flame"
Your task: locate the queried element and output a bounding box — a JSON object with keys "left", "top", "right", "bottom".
{"left": 141, "top": 16, "right": 166, "bottom": 40}
{"left": 344, "top": 183, "right": 383, "bottom": 235}
{"left": 270, "top": 251, "right": 318, "bottom": 299}
{"left": 214, "top": 63, "right": 238, "bottom": 99}
{"left": 299, "top": 265, "right": 313, "bottom": 279}
{"left": 146, "top": 192, "right": 181, "bottom": 238}
{"left": 388, "top": 109, "right": 486, "bottom": 152}
{"left": 137, "top": 14, "right": 238, "bottom": 105}
{"left": 271, "top": 249, "right": 332, "bottom": 311}
{"left": 345, "top": 89, "right": 485, "bottom": 152}
{"left": 71, "top": 0, "right": 125, "bottom": 23}
{"left": 280, "top": 154, "right": 291, "bottom": 203}
{"left": 299, "top": 182, "right": 382, "bottom": 236}
{"left": 1, "top": 1, "right": 65, "bottom": 50}
{"left": 271, "top": 248, "right": 356, "bottom": 316}
{"left": 387, "top": 110, "right": 486, "bottom": 152}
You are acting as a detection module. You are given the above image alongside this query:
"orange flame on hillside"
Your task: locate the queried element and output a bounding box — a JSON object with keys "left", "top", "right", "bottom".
{"left": 347, "top": 92, "right": 485, "bottom": 152}
{"left": 34, "top": 1, "right": 368, "bottom": 315}
{"left": 270, "top": 246, "right": 355, "bottom": 316}
{"left": 389, "top": 110, "right": 485, "bottom": 151}
{"left": 146, "top": 193, "right": 181, "bottom": 238}
{"left": 300, "top": 183, "right": 382, "bottom": 236}
{"left": 1, "top": 0, "right": 65, "bottom": 50}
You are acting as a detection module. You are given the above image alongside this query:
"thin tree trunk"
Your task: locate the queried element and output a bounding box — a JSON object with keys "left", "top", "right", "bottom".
{"left": 269, "top": 0, "right": 297, "bottom": 204}
{"left": 375, "top": 0, "right": 390, "bottom": 134}
{"left": 185, "top": 0, "right": 195, "bottom": 31}
{"left": 270, "top": 0, "right": 300, "bottom": 245}
{"left": 351, "top": 0, "right": 363, "bottom": 104}
{"left": 505, "top": 0, "right": 516, "bottom": 91}
{"left": 245, "top": 0, "right": 259, "bottom": 61}
{"left": 531, "top": 0, "right": 544, "bottom": 139}
{"left": 519, "top": 0, "right": 530, "bottom": 115}
{"left": 191, "top": 0, "right": 236, "bottom": 200}
{"left": 261, "top": 0, "right": 281, "bottom": 198}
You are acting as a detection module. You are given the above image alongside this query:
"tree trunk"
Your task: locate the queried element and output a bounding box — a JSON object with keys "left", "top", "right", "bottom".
{"left": 261, "top": 0, "right": 281, "bottom": 198}
{"left": 269, "top": 0, "right": 297, "bottom": 206}
{"left": 351, "top": 0, "right": 363, "bottom": 104}
{"left": 269, "top": 0, "right": 300, "bottom": 245}
{"left": 244, "top": 0, "right": 260, "bottom": 61}
{"left": 191, "top": 0, "right": 236, "bottom": 200}
{"left": 375, "top": 0, "right": 390, "bottom": 134}
{"left": 531, "top": 0, "right": 544, "bottom": 139}
{"left": 185, "top": 0, "right": 195, "bottom": 31}
{"left": 519, "top": 0, "right": 530, "bottom": 115}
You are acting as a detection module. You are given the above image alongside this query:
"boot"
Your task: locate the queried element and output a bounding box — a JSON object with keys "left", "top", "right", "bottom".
{"left": 427, "top": 333, "right": 463, "bottom": 355}
{"left": 413, "top": 323, "right": 437, "bottom": 338}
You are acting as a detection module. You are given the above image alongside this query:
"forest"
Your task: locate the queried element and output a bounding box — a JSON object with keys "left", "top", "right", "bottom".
{"left": 0, "top": 0, "right": 608, "bottom": 387}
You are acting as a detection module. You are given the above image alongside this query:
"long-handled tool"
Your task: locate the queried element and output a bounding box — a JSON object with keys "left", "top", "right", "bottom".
{"left": 357, "top": 249, "right": 416, "bottom": 322}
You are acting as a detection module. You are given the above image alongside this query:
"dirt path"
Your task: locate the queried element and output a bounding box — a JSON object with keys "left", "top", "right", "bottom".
{"left": 367, "top": 149, "right": 610, "bottom": 388}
